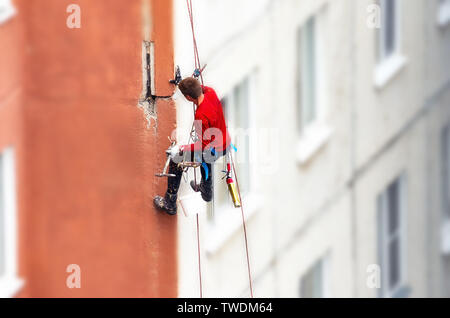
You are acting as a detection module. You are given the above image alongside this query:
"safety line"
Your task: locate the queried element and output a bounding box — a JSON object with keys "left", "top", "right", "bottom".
{"left": 230, "top": 151, "right": 254, "bottom": 298}
{"left": 186, "top": 0, "right": 204, "bottom": 86}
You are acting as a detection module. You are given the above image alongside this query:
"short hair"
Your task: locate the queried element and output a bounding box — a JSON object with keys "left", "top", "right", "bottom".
{"left": 178, "top": 77, "right": 202, "bottom": 99}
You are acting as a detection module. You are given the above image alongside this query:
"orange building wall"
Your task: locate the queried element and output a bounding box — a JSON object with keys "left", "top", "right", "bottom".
{"left": 0, "top": 0, "right": 177, "bottom": 297}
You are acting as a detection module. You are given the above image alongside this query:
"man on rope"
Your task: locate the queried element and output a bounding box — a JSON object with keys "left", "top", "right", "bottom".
{"left": 154, "top": 77, "right": 231, "bottom": 215}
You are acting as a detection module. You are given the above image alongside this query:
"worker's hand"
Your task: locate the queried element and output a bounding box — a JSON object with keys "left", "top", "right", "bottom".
{"left": 179, "top": 145, "right": 188, "bottom": 153}
{"left": 167, "top": 144, "right": 182, "bottom": 158}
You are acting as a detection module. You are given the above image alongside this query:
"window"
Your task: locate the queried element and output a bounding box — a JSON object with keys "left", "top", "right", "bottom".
{"left": 0, "top": 148, "right": 23, "bottom": 297}
{"left": 438, "top": 0, "right": 450, "bottom": 26}
{"left": 0, "top": 0, "right": 16, "bottom": 25}
{"left": 442, "top": 125, "right": 450, "bottom": 219}
{"left": 208, "top": 77, "right": 252, "bottom": 223}
{"left": 295, "top": 13, "right": 332, "bottom": 164}
{"left": 223, "top": 78, "right": 251, "bottom": 195}
{"left": 378, "top": 0, "right": 399, "bottom": 61}
{"left": 441, "top": 124, "right": 450, "bottom": 254}
{"left": 297, "top": 17, "right": 317, "bottom": 132}
{"left": 375, "top": 0, "right": 407, "bottom": 88}
{"left": 299, "top": 256, "right": 329, "bottom": 298}
{"left": 377, "top": 175, "right": 408, "bottom": 297}
{"left": 204, "top": 76, "right": 262, "bottom": 253}
{"left": 138, "top": 41, "right": 156, "bottom": 128}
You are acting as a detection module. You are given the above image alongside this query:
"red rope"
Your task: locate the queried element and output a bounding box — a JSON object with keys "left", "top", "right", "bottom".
{"left": 186, "top": 0, "right": 204, "bottom": 86}
{"left": 186, "top": 0, "right": 199, "bottom": 69}
{"left": 230, "top": 152, "right": 254, "bottom": 298}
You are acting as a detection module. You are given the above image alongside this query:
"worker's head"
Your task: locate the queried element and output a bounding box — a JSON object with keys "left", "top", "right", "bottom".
{"left": 178, "top": 77, "right": 202, "bottom": 102}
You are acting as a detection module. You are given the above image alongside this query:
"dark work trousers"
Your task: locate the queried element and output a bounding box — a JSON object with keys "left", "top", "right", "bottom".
{"left": 166, "top": 147, "right": 228, "bottom": 197}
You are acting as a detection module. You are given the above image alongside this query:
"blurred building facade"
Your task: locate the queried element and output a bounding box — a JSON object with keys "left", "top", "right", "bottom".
{"left": 1, "top": 0, "right": 449, "bottom": 299}
{"left": 0, "top": 0, "right": 178, "bottom": 297}
{"left": 175, "top": 0, "right": 450, "bottom": 297}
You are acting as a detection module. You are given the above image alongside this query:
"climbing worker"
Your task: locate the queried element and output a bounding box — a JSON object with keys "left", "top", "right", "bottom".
{"left": 154, "top": 77, "right": 231, "bottom": 215}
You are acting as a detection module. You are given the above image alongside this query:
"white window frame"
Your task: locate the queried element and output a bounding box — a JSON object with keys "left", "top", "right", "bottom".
{"left": 205, "top": 74, "right": 261, "bottom": 254}
{"left": 0, "top": 147, "right": 23, "bottom": 297}
{"left": 296, "top": 12, "right": 332, "bottom": 165}
{"left": 377, "top": 174, "right": 408, "bottom": 298}
{"left": 298, "top": 17, "right": 317, "bottom": 131}
{"left": 299, "top": 254, "right": 330, "bottom": 298}
{"left": 441, "top": 124, "right": 450, "bottom": 254}
{"left": 374, "top": 0, "right": 407, "bottom": 88}
{"left": 437, "top": 0, "right": 450, "bottom": 27}
{"left": 0, "top": 0, "right": 16, "bottom": 25}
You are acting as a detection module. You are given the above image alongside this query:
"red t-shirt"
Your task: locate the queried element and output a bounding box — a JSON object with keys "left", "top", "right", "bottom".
{"left": 183, "top": 86, "right": 231, "bottom": 153}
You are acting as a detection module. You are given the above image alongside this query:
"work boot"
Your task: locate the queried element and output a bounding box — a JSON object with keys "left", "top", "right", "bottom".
{"left": 154, "top": 192, "right": 177, "bottom": 215}
{"left": 190, "top": 180, "right": 213, "bottom": 202}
